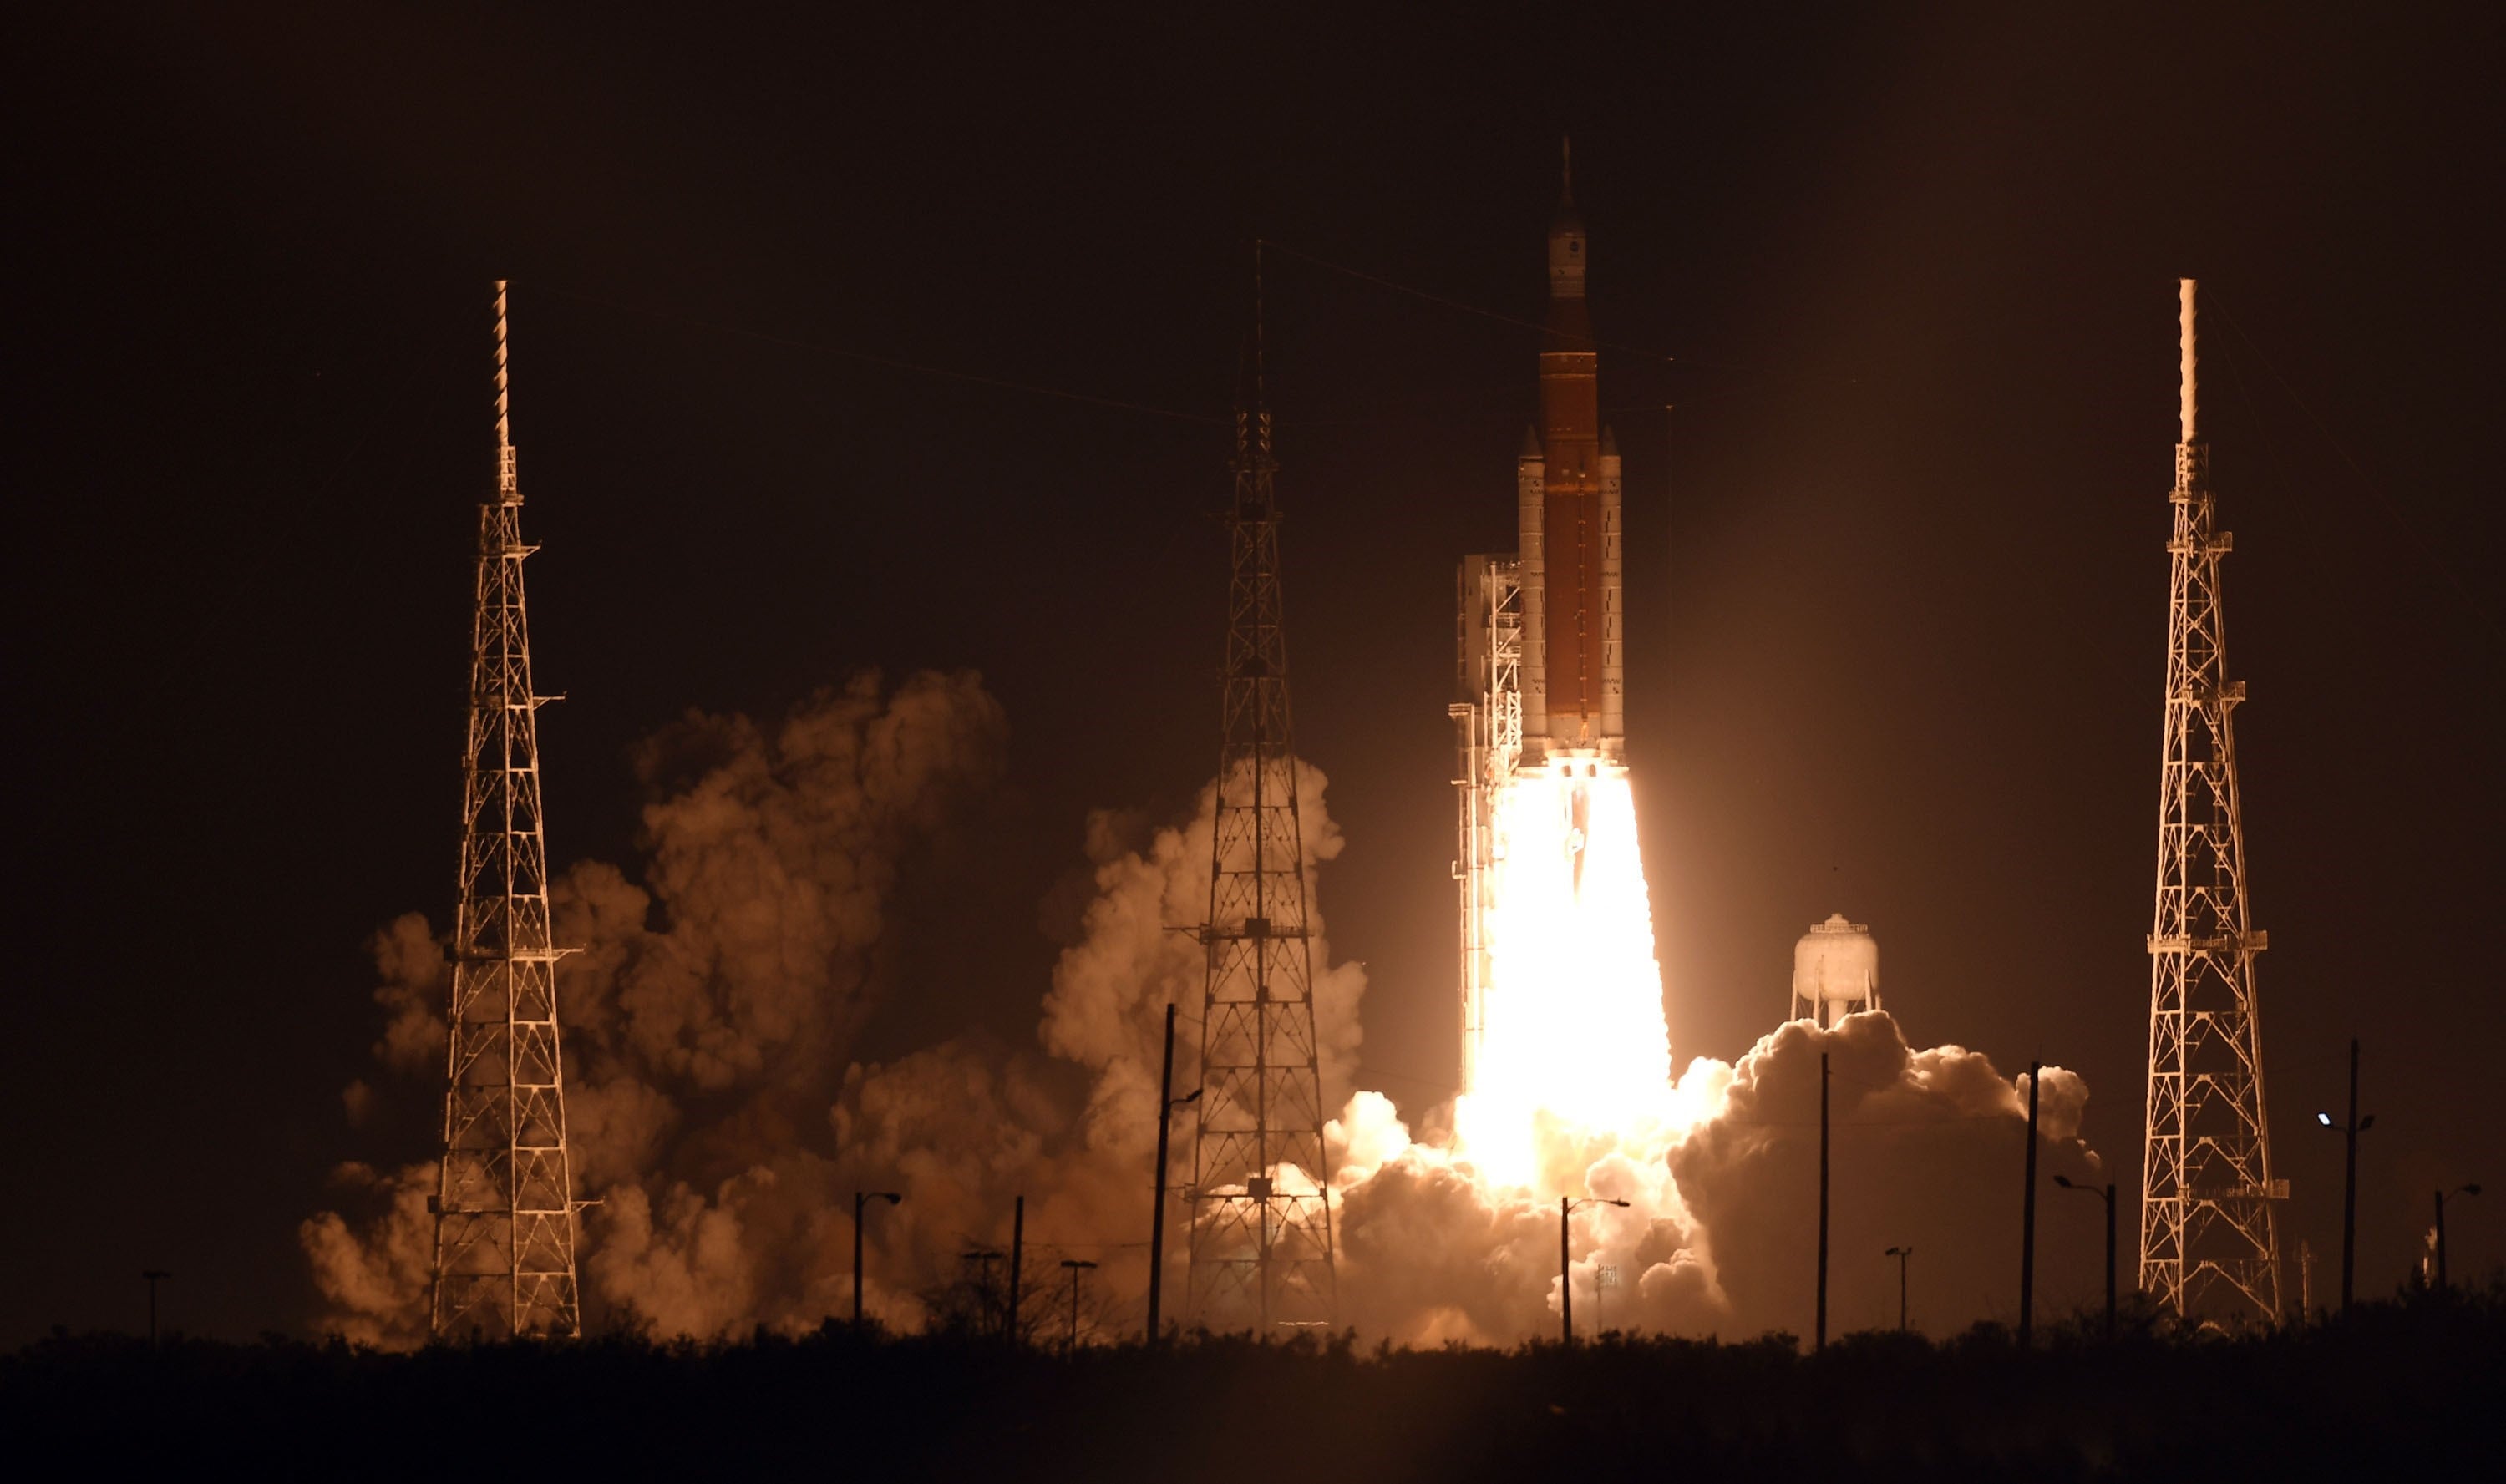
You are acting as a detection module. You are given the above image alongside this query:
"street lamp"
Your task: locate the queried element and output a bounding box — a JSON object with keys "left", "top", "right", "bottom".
{"left": 2434, "top": 1184, "right": 2482, "bottom": 1293}
{"left": 1059, "top": 1259, "right": 1098, "bottom": 1352}
{"left": 960, "top": 1248, "right": 1007, "bottom": 1336}
{"left": 141, "top": 1270, "right": 170, "bottom": 1345}
{"left": 2316, "top": 1038, "right": 2374, "bottom": 1315}
{"left": 1560, "top": 1196, "right": 1631, "bottom": 1348}
{"left": 2053, "top": 1176, "right": 2118, "bottom": 1341}
{"left": 852, "top": 1191, "right": 902, "bottom": 1330}
{"left": 1882, "top": 1247, "right": 1910, "bottom": 1333}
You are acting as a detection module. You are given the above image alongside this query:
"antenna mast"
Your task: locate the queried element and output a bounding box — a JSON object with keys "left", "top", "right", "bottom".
{"left": 432, "top": 281, "right": 585, "bottom": 1338}
{"left": 2138, "top": 278, "right": 2284, "bottom": 1322}
{"left": 1187, "top": 246, "right": 1338, "bottom": 1332}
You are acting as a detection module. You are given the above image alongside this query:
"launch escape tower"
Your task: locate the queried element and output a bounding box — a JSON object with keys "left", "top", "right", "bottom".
{"left": 431, "top": 282, "right": 585, "bottom": 1338}
{"left": 2138, "top": 279, "right": 2283, "bottom": 1323}
{"left": 1187, "top": 275, "right": 1338, "bottom": 1331}
{"left": 1453, "top": 149, "right": 1626, "bottom": 1089}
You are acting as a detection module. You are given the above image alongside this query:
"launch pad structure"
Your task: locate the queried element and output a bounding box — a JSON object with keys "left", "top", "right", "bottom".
{"left": 430, "top": 283, "right": 586, "bottom": 1339}
{"left": 1453, "top": 151, "right": 1626, "bottom": 1092}
{"left": 1185, "top": 273, "right": 1338, "bottom": 1333}
{"left": 2138, "top": 279, "right": 2284, "bottom": 1323}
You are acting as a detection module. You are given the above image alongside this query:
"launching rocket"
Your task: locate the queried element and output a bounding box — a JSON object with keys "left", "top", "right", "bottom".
{"left": 1453, "top": 149, "right": 1632, "bottom": 1079}
{"left": 1517, "top": 147, "right": 1625, "bottom": 768}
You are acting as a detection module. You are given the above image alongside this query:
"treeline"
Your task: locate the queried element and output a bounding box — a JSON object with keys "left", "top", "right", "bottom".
{"left": 7, "top": 1284, "right": 2499, "bottom": 1480}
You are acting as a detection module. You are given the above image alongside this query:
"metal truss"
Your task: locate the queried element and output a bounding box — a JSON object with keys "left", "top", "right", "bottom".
{"left": 2139, "top": 280, "right": 2283, "bottom": 1324}
{"left": 1452, "top": 558, "right": 1523, "bottom": 1093}
{"left": 432, "top": 282, "right": 584, "bottom": 1340}
{"left": 1186, "top": 302, "right": 1337, "bottom": 1334}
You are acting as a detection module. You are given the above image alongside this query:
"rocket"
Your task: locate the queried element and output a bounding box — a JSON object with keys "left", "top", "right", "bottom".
{"left": 1518, "top": 143, "right": 1625, "bottom": 771}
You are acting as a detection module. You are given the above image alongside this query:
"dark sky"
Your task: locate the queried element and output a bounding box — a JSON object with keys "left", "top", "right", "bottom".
{"left": 10, "top": 2, "right": 2498, "bottom": 1342}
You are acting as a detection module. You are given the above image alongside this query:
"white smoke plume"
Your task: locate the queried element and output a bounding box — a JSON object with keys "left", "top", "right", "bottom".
{"left": 307, "top": 668, "right": 2101, "bottom": 1346}
{"left": 1327, "top": 1010, "right": 2103, "bottom": 1345}
{"left": 304, "top": 671, "right": 1012, "bottom": 1340}
{"left": 304, "top": 673, "right": 1377, "bottom": 1342}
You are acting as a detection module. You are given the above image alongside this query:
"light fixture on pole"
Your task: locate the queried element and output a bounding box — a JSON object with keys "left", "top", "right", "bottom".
{"left": 1882, "top": 1247, "right": 1910, "bottom": 1333}
{"left": 852, "top": 1191, "right": 901, "bottom": 1330}
{"left": 141, "top": 1270, "right": 170, "bottom": 1345}
{"left": 1560, "top": 1196, "right": 1630, "bottom": 1347}
{"left": 1059, "top": 1259, "right": 1098, "bottom": 1353}
{"left": 2316, "top": 1038, "right": 2373, "bottom": 1315}
{"left": 2434, "top": 1184, "right": 2481, "bottom": 1293}
{"left": 2054, "top": 1176, "right": 2118, "bottom": 1341}
{"left": 960, "top": 1248, "right": 1007, "bottom": 1337}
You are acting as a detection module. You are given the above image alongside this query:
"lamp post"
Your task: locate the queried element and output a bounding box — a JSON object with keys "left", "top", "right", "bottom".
{"left": 852, "top": 1191, "right": 901, "bottom": 1330}
{"left": 1060, "top": 1259, "right": 1098, "bottom": 1352}
{"left": 1883, "top": 1247, "right": 1910, "bottom": 1333}
{"left": 2019, "top": 1061, "right": 2041, "bottom": 1350}
{"left": 2053, "top": 1176, "right": 2117, "bottom": 1340}
{"left": 1560, "top": 1196, "right": 1630, "bottom": 1348}
{"left": 2434, "top": 1184, "right": 2482, "bottom": 1293}
{"left": 140, "top": 1270, "right": 170, "bottom": 1345}
{"left": 2316, "top": 1038, "right": 2373, "bottom": 1315}
{"left": 1145, "top": 1004, "right": 1200, "bottom": 1346}
{"left": 959, "top": 1249, "right": 1007, "bottom": 1336}
{"left": 1817, "top": 1051, "right": 1830, "bottom": 1351}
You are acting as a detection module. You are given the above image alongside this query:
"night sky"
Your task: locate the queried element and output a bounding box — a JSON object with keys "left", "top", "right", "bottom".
{"left": 11, "top": 3, "right": 2498, "bottom": 1343}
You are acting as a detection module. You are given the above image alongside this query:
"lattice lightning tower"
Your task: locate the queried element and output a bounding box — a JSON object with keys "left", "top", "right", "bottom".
{"left": 2138, "top": 278, "right": 2283, "bottom": 1322}
{"left": 1188, "top": 265, "right": 1337, "bottom": 1332}
{"left": 431, "top": 281, "right": 585, "bottom": 1338}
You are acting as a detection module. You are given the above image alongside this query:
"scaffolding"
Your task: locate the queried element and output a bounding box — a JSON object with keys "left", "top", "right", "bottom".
{"left": 1185, "top": 283, "right": 1337, "bottom": 1332}
{"left": 1452, "top": 555, "right": 1523, "bottom": 1093}
{"left": 431, "top": 282, "right": 585, "bottom": 1339}
{"left": 2138, "top": 278, "right": 2284, "bottom": 1323}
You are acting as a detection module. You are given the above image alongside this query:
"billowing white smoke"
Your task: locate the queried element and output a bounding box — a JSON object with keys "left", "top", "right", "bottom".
{"left": 307, "top": 670, "right": 2101, "bottom": 1346}
{"left": 1332, "top": 1011, "right": 2103, "bottom": 1344}
{"left": 302, "top": 676, "right": 1369, "bottom": 1344}
{"left": 304, "top": 671, "right": 1012, "bottom": 1344}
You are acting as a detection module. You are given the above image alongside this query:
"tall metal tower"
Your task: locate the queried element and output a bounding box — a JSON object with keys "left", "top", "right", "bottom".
{"left": 2138, "top": 278, "right": 2283, "bottom": 1323}
{"left": 432, "top": 282, "right": 585, "bottom": 1339}
{"left": 1187, "top": 262, "right": 1337, "bottom": 1332}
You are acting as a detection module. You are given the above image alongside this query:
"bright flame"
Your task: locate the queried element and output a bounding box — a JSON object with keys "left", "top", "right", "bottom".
{"left": 1455, "top": 764, "right": 1673, "bottom": 1189}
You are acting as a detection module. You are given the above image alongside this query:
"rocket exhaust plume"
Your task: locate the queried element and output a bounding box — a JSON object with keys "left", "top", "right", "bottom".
{"left": 1452, "top": 145, "right": 1662, "bottom": 1193}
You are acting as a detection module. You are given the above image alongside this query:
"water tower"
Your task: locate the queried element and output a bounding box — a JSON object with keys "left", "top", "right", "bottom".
{"left": 1792, "top": 914, "right": 1880, "bottom": 1027}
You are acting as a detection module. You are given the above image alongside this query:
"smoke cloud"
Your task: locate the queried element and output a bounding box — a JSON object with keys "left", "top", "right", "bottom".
{"left": 307, "top": 670, "right": 2102, "bottom": 1347}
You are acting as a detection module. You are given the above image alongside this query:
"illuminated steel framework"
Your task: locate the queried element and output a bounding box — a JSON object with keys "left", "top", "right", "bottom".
{"left": 2138, "top": 279, "right": 2283, "bottom": 1322}
{"left": 432, "top": 282, "right": 585, "bottom": 1338}
{"left": 1187, "top": 308, "right": 1337, "bottom": 1332}
{"left": 1451, "top": 556, "right": 1524, "bottom": 1091}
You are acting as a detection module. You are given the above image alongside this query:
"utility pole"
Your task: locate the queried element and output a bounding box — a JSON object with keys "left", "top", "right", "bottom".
{"left": 1816, "top": 1052, "right": 1830, "bottom": 1352}
{"left": 852, "top": 1190, "right": 900, "bottom": 1329}
{"left": 960, "top": 1249, "right": 1005, "bottom": 1335}
{"left": 1007, "top": 1196, "right": 1025, "bottom": 1345}
{"left": 141, "top": 1270, "right": 169, "bottom": 1345}
{"left": 2056, "top": 1175, "right": 2118, "bottom": 1341}
{"left": 1560, "top": 1196, "right": 1629, "bottom": 1347}
{"left": 2434, "top": 1185, "right": 2482, "bottom": 1294}
{"left": 1060, "top": 1259, "right": 1098, "bottom": 1353}
{"left": 1884, "top": 1248, "right": 1910, "bottom": 1333}
{"left": 2139, "top": 278, "right": 2284, "bottom": 1324}
{"left": 1145, "top": 1005, "right": 1198, "bottom": 1345}
{"left": 2317, "top": 1038, "right": 2372, "bottom": 1315}
{"left": 1560, "top": 1196, "right": 1572, "bottom": 1347}
{"left": 2020, "top": 1061, "right": 2041, "bottom": 1348}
